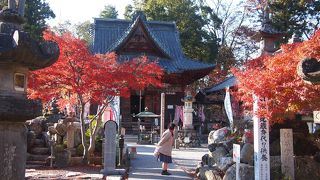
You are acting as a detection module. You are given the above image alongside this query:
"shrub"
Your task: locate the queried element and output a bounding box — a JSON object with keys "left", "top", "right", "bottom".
{"left": 76, "top": 144, "right": 84, "bottom": 156}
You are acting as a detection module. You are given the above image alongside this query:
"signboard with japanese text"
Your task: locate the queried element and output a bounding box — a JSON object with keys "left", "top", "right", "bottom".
{"left": 280, "top": 129, "right": 295, "bottom": 180}
{"left": 253, "top": 95, "right": 270, "bottom": 180}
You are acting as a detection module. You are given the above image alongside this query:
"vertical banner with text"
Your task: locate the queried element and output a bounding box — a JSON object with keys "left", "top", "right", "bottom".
{"left": 160, "top": 93, "right": 165, "bottom": 136}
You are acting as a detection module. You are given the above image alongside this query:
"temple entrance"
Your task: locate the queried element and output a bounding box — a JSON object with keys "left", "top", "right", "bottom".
{"left": 130, "top": 94, "right": 145, "bottom": 121}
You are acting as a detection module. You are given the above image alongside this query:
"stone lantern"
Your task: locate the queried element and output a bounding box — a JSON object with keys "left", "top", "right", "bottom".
{"left": 181, "top": 91, "right": 195, "bottom": 129}
{"left": 176, "top": 91, "right": 200, "bottom": 148}
{"left": 259, "top": 7, "right": 285, "bottom": 55}
{"left": 0, "top": 1, "right": 59, "bottom": 179}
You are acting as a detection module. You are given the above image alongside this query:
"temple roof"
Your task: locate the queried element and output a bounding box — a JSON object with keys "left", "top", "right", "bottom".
{"left": 93, "top": 12, "right": 215, "bottom": 79}
{"left": 202, "top": 76, "right": 237, "bottom": 95}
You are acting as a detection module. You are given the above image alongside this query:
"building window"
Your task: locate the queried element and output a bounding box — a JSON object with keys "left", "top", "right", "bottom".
{"left": 14, "top": 73, "right": 26, "bottom": 92}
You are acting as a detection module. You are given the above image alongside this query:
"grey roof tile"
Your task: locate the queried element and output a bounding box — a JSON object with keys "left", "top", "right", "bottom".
{"left": 93, "top": 14, "right": 215, "bottom": 74}
{"left": 203, "top": 76, "right": 237, "bottom": 94}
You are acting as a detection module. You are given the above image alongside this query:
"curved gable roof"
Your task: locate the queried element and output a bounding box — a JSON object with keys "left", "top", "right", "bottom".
{"left": 92, "top": 12, "right": 215, "bottom": 78}
{"left": 108, "top": 14, "right": 171, "bottom": 59}
{"left": 93, "top": 14, "right": 185, "bottom": 59}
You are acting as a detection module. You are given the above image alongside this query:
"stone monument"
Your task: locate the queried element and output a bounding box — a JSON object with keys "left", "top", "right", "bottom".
{"left": 280, "top": 129, "right": 295, "bottom": 180}
{"left": 101, "top": 120, "right": 125, "bottom": 176}
{"left": 0, "top": 0, "right": 59, "bottom": 179}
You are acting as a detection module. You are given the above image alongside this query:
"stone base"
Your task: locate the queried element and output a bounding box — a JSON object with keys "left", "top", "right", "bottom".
{"left": 176, "top": 129, "right": 201, "bottom": 148}
{"left": 100, "top": 168, "right": 125, "bottom": 176}
{"left": 0, "top": 121, "right": 27, "bottom": 180}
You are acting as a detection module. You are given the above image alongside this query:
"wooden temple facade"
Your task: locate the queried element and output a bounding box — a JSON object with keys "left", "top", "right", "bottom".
{"left": 93, "top": 12, "right": 215, "bottom": 133}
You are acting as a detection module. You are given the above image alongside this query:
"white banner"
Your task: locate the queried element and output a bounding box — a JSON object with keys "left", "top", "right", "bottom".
{"left": 224, "top": 87, "right": 234, "bottom": 129}
{"left": 110, "top": 96, "right": 120, "bottom": 125}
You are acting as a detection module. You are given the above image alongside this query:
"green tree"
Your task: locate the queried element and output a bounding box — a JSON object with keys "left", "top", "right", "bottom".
{"left": 0, "top": 0, "right": 6, "bottom": 9}
{"left": 74, "top": 21, "right": 94, "bottom": 46}
{"left": 52, "top": 21, "right": 73, "bottom": 35}
{"left": 99, "top": 5, "right": 118, "bottom": 19}
{"left": 0, "top": 0, "right": 55, "bottom": 40}
{"left": 200, "top": 0, "right": 259, "bottom": 65}
{"left": 269, "top": 0, "right": 320, "bottom": 40}
{"left": 139, "top": 0, "right": 219, "bottom": 63}
{"left": 52, "top": 20, "right": 94, "bottom": 46}
{"left": 24, "top": 0, "right": 55, "bottom": 40}
{"left": 124, "top": 4, "right": 134, "bottom": 20}
{"left": 246, "top": 0, "right": 320, "bottom": 40}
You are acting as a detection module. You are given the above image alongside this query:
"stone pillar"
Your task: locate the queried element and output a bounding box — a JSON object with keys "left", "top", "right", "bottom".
{"left": 0, "top": 122, "right": 27, "bottom": 180}
{"left": 66, "top": 123, "right": 75, "bottom": 149}
{"left": 280, "top": 129, "right": 294, "bottom": 180}
{"left": 101, "top": 121, "right": 124, "bottom": 176}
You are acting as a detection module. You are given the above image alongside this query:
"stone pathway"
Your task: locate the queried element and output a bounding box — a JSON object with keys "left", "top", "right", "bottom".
{"left": 127, "top": 143, "right": 207, "bottom": 180}
{"left": 25, "top": 165, "right": 104, "bottom": 179}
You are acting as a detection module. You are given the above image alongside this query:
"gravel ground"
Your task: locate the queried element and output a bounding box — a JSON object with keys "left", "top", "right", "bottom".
{"left": 25, "top": 165, "right": 105, "bottom": 179}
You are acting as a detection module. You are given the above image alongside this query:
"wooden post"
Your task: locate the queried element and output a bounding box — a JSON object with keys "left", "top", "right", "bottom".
{"left": 160, "top": 93, "right": 165, "bottom": 136}
{"left": 233, "top": 144, "right": 241, "bottom": 180}
{"left": 253, "top": 95, "right": 270, "bottom": 180}
{"left": 280, "top": 129, "right": 294, "bottom": 180}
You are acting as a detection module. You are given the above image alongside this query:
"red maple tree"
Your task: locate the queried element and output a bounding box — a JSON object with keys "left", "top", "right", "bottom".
{"left": 28, "top": 31, "right": 163, "bottom": 162}
{"left": 232, "top": 30, "right": 320, "bottom": 125}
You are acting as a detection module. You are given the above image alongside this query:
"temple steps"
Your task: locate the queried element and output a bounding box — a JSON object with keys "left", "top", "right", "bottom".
{"left": 33, "top": 138, "right": 45, "bottom": 147}
{"left": 27, "top": 135, "right": 51, "bottom": 167}
{"left": 30, "top": 147, "right": 49, "bottom": 155}
{"left": 27, "top": 154, "right": 50, "bottom": 162}
{"left": 26, "top": 160, "right": 48, "bottom": 168}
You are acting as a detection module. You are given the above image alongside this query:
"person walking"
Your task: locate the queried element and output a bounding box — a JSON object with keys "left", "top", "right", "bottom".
{"left": 156, "top": 123, "right": 176, "bottom": 175}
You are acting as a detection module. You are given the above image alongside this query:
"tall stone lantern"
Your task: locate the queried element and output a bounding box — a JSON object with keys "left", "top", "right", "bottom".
{"left": 176, "top": 91, "right": 200, "bottom": 147}
{"left": 0, "top": 1, "right": 59, "bottom": 179}
{"left": 182, "top": 91, "right": 195, "bottom": 130}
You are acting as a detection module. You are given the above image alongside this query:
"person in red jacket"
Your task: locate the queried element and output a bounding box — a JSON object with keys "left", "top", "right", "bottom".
{"left": 157, "top": 123, "right": 176, "bottom": 175}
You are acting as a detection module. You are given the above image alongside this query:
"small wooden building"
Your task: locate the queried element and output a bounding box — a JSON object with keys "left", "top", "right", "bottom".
{"left": 93, "top": 12, "right": 215, "bottom": 133}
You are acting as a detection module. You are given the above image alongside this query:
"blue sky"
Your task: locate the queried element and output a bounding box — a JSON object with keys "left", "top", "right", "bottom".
{"left": 46, "top": 0, "right": 133, "bottom": 27}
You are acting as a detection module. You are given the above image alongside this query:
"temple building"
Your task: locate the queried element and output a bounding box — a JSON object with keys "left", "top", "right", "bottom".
{"left": 93, "top": 12, "right": 215, "bottom": 133}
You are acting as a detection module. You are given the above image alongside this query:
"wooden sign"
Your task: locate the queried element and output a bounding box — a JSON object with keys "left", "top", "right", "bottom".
{"left": 314, "top": 111, "right": 320, "bottom": 123}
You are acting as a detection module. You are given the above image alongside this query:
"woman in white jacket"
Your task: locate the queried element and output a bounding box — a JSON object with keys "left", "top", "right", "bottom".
{"left": 157, "top": 123, "right": 176, "bottom": 175}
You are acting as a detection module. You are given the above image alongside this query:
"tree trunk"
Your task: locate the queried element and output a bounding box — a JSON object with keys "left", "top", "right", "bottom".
{"left": 79, "top": 103, "right": 89, "bottom": 164}
{"left": 88, "top": 104, "right": 106, "bottom": 159}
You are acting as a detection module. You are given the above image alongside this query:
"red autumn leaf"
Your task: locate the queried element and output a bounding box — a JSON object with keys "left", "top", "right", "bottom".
{"left": 232, "top": 29, "right": 320, "bottom": 125}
